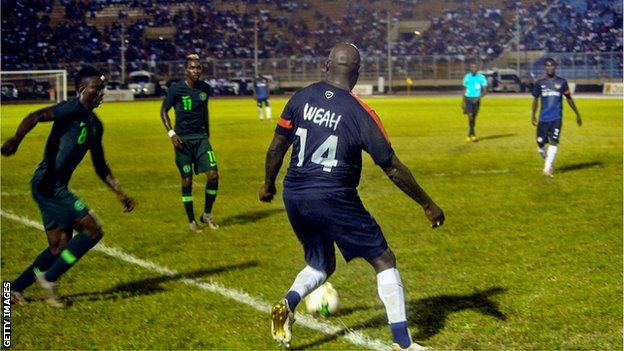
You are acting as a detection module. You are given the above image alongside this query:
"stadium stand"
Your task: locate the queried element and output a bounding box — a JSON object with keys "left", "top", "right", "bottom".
{"left": 1, "top": 0, "right": 621, "bottom": 81}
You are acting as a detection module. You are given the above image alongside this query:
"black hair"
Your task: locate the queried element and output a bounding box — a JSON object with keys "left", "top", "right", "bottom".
{"left": 186, "top": 54, "right": 200, "bottom": 67}
{"left": 544, "top": 57, "right": 557, "bottom": 66}
{"left": 74, "top": 65, "right": 102, "bottom": 90}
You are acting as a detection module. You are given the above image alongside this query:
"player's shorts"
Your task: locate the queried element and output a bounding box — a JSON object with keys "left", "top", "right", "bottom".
{"left": 463, "top": 97, "right": 480, "bottom": 116}
{"left": 256, "top": 98, "right": 269, "bottom": 107}
{"left": 283, "top": 189, "right": 388, "bottom": 271}
{"left": 175, "top": 135, "right": 217, "bottom": 177}
{"left": 31, "top": 179, "right": 90, "bottom": 231}
{"left": 536, "top": 119, "right": 562, "bottom": 146}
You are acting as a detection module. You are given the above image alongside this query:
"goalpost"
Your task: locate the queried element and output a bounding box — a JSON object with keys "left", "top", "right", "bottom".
{"left": 0, "top": 70, "right": 68, "bottom": 103}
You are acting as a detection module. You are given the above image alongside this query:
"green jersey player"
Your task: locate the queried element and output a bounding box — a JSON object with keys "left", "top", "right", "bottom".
{"left": 2, "top": 66, "right": 136, "bottom": 307}
{"left": 160, "top": 54, "right": 219, "bottom": 231}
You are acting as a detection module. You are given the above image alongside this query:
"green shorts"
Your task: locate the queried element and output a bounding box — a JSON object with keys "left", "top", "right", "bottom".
{"left": 31, "top": 179, "right": 90, "bottom": 231}
{"left": 175, "top": 135, "right": 218, "bottom": 177}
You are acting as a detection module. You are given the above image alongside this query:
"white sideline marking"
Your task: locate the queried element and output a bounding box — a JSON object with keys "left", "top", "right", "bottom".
{"left": 0, "top": 210, "right": 414, "bottom": 351}
{"left": 432, "top": 168, "right": 509, "bottom": 177}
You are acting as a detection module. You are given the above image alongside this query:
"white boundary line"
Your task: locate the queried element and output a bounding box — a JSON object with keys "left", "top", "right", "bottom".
{"left": 0, "top": 210, "right": 396, "bottom": 351}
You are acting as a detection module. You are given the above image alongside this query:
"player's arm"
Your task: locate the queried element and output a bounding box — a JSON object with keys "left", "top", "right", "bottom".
{"left": 259, "top": 133, "right": 292, "bottom": 202}
{"left": 160, "top": 89, "right": 183, "bottom": 149}
{"left": 531, "top": 82, "right": 541, "bottom": 126}
{"left": 359, "top": 106, "right": 444, "bottom": 228}
{"left": 90, "top": 119, "right": 136, "bottom": 212}
{"left": 1, "top": 106, "right": 55, "bottom": 156}
{"left": 565, "top": 97, "right": 582, "bottom": 126}
{"left": 203, "top": 97, "right": 210, "bottom": 138}
{"left": 382, "top": 155, "right": 444, "bottom": 228}
{"left": 563, "top": 83, "right": 582, "bottom": 126}
{"left": 531, "top": 97, "right": 539, "bottom": 126}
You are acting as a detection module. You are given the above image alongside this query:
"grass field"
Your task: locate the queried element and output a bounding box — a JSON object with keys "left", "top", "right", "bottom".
{"left": 1, "top": 95, "right": 622, "bottom": 350}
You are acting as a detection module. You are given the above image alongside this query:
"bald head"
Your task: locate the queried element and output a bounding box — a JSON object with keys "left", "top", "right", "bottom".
{"left": 325, "top": 43, "right": 361, "bottom": 91}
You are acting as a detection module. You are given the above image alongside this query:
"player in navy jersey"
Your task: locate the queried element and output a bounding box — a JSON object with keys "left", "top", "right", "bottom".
{"left": 260, "top": 43, "right": 445, "bottom": 350}
{"left": 254, "top": 76, "right": 271, "bottom": 121}
{"left": 1, "top": 66, "right": 136, "bottom": 307}
{"left": 531, "top": 58, "right": 582, "bottom": 177}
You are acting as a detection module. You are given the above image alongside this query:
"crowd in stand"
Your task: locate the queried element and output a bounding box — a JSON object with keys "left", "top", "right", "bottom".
{"left": 1, "top": 0, "right": 621, "bottom": 71}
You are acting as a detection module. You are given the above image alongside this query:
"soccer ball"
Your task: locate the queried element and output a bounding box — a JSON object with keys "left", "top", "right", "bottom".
{"left": 304, "top": 282, "right": 340, "bottom": 317}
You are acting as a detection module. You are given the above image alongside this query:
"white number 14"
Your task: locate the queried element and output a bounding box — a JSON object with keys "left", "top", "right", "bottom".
{"left": 294, "top": 127, "right": 338, "bottom": 172}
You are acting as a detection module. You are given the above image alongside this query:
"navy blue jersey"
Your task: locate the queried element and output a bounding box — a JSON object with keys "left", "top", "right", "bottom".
{"left": 276, "top": 82, "right": 394, "bottom": 195}
{"left": 254, "top": 79, "right": 269, "bottom": 100}
{"left": 532, "top": 75, "right": 571, "bottom": 122}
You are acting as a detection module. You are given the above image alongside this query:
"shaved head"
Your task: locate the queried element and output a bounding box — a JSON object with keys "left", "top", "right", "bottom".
{"left": 325, "top": 43, "right": 361, "bottom": 91}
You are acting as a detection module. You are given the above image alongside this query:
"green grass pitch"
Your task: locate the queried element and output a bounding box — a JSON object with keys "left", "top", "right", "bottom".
{"left": 1, "top": 95, "right": 621, "bottom": 350}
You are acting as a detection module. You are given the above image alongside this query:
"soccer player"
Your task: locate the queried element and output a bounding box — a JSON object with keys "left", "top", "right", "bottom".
{"left": 259, "top": 43, "right": 445, "bottom": 350}
{"left": 462, "top": 63, "right": 488, "bottom": 142}
{"left": 160, "top": 54, "right": 219, "bottom": 231}
{"left": 1, "top": 66, "right": 136, "bottom": 307}
{"left": 531, "top": 58, "right": 582, "bottom": 177}
{"left": 254, "top": 75, "right": 271, "bottom": 121}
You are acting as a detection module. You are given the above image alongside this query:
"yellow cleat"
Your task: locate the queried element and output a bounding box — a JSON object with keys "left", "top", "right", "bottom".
{"left": 465, "top": 136, "right": 472, "bottom": 142}
{"left": 271, "top": 299, "right": 295, "bottom": 348}
{"left": 470, "top": 136, "right": 478, "bottom": 142}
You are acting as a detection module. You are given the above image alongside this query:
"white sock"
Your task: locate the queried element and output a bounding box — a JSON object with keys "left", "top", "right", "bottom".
{"left": 537, "top": 146, "right": 546, "bottom": 160}
{"left": 266, "top": 106, "right": 272, "bottom": 119}
{"left": 288, "top": 265, "right": 327, "bottom": 298}
{"left": 544, "top": 145, "right": 558, "bottom": 171}
{"left": 258, "top": 107, "right": 264, "bottom": 120}
{"left": 377, "top": 268, "right": 407, "bottom": 323}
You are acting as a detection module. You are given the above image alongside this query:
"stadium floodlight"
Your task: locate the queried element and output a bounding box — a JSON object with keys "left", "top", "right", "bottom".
{"left": 0, "top": 70, "right": 68, "bottom": 103}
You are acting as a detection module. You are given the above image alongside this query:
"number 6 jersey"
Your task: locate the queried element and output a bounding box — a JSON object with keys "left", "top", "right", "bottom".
{"left": 276, "top": 81, "right": 395, "bottom": 195}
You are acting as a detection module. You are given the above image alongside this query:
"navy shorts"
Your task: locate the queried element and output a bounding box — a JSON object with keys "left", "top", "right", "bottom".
{"left": 283, "top": 189, "right": 388, "bottom": 271}
{"left": 464, "top": 97, "right": 480, "bottom": 116}
{"left": 256, "top": 98, "right": 269, "bottom": 107}
{"left": 537, "top": 119, "right": 562, "bottom": 146}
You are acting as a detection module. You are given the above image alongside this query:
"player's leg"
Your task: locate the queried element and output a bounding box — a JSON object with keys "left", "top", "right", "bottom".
{"left": 200, "top": 170, "right": 219, "bottom": 229}
{"left": 10, "top": 227, "right": 69, "bottom": 305}
{"left": 196, "top": 139, "right": 219, "bottom": 229}
{"left": 366, "top": 249, "right": 416, "bottom": 350}
{"left": 543, "top": 120, "right": 561, "bottom": 177}
{"left": 264, "top": 99, "right": 272, "bottom": 120}
{"left": 470, "top": 99, "right": 480, "bottom": 141}
{"left": 257, "top": 99, "right": 264, "bottom": 120}
{"left": 272, "top": 196, "right": 334, "bottom": 346}
{"left": 175, "top": 143, "right": 198, "bottom": 229}
{"left": 328, "top": 192, "right": 418, "bottom": 350}
{"left": 536, "top": 122, "right": 548, "bottom": 160}
{"left": 40, "top": 212, "right": 104, "bottom": 307}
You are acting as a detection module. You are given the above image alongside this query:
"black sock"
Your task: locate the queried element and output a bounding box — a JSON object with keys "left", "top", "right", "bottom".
{"left": 182, "top": 184, "right": 195, "bottom": 222}
{"left": 469, "top": 119, "right": 476, "bottom": 136}
{"left": 12, "top": 248, "right": 58, "bottom": 292}
{"left": 45, "top": 232, "right": 102, "bottom": 282}
{"left": 204, "top": 180, "right": 218, "bottom": 214}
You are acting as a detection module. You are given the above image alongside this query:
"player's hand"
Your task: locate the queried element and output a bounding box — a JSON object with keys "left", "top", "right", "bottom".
{"left": 423, "top": 202, "right": 445, "bottom": 229}
{"left": 171, "top": 135, "right": 184, "bottom": 150}
{"left": 1, "top": 136, "right": 21, "bottom": 156}
{"left": 259, "top": 183, "right": 276, "bottom": 202}
{"left": 576, "top": 114, "right": 582, "bottom": 127}
{"left": 118, "top": 194, "right": 136, "bottom": 212}
{"left": 531, "top": 116, "right": 538, "bottom": 126}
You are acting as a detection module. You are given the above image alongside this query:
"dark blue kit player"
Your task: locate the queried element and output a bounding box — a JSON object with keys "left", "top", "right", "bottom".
{"left": 254, "top": 76, "right": 271, "bottom": 121}
{"left": 531, "top": 58, "right": 582, "bottom": 177}
{"left": 260, "top": 43, "right": 445, "bottom": 350}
